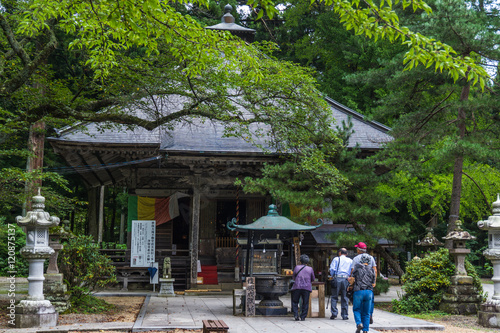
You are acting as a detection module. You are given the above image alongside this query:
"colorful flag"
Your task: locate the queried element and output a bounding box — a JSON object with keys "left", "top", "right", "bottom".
{"left": 127, "top": 192, "right": 189, "bottom": 231}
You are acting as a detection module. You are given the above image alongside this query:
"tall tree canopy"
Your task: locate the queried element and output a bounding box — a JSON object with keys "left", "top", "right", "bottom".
{"left": 0, "top": 0, "right": 495, "bottom": 223}
{"left": 242, "top": 0, "right": 500, "bottom": 271}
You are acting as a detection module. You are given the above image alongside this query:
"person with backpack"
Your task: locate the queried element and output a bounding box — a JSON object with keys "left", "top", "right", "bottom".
{"left": 349, "top": 253, "right": 376, "bottom": 333}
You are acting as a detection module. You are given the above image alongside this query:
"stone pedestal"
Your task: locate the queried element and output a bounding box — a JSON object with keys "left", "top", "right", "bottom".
{"left": 479, "top": 301, "right": 500, "bottom": 327}
{"left": 43, "top": 274, "right": 70, "bottom": 313}
{"left": 158, "top": 278, "right": 176, "bottom": 297}
{"left": 439, "top": 275, "right": 482, "bottom": 314}
{"left": 15, "top": 300, "right": 58, "bottom": 328}
{"left": 477, "top": 195, "right": 500, "bottom": 327}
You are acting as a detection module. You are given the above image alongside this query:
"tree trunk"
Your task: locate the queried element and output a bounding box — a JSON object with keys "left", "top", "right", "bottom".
{"left": 446, "top": 80, "right": 470, "bottom": 248}
{"left": 24, "top": 120, "right": 45, "bottom": 212}
{"left": 375, "top": 244, "right": 404, "bottom": 277}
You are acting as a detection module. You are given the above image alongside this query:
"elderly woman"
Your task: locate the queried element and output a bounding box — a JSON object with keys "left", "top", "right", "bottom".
{"left": 290, "top": 254, "right": 315, "bottom": 321}
{"left": 349, "top": 253, "right": 376, "bottom": 333}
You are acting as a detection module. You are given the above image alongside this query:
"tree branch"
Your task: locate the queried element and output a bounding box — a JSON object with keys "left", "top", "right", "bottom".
{"left": 462, "top": 170, "right": 491, "bottom": 210}
{"left": 0, "top": 13, "right": 31, "bottom": 65}
{"left": 0, "top": 27, "right": 58, "bottom": 96}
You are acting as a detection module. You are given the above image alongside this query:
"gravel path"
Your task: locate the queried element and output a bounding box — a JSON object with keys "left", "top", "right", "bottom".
{"left": 381, "top": 314, "right": 500, "bottom": 333}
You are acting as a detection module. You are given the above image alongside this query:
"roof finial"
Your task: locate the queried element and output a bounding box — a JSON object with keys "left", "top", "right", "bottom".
{"left": 492, "top": 193, "right": 500, "bottom": 215}
{"left": 222, "top": 4, "right": 235, "bottom": 24}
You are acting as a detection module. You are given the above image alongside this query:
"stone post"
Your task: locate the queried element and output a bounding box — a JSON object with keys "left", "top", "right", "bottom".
{"left": 44, "top": 225, "right": 71, "bottom": 312}
{"left": 14, "top": 190, "right": 59, "bottom": 328}
{"left": 439, "top": 220, "right": 481, "bottom": 314}
{"left": 478, "top": 195, "right": 500, "bottom": 327}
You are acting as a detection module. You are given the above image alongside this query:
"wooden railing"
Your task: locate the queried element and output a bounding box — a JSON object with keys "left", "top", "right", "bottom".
{"left": 216, "top": 237, "right": 237, "bottom": 248}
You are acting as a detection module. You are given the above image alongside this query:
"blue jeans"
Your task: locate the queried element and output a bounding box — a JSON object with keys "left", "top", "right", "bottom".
{"left": 353, "top": 289, "right": 373, "bottom": 331}
{"left": 331, "top": 277, "right": 349, "bottom": 319}
{"left": 370, "top": 290, "right": 374, "bottom": 316}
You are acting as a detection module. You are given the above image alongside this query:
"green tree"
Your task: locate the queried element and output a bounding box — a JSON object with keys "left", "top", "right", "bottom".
{"left": 364, "top": 0, "right": 500, "bottom": 242}
{"left": 0, "top": 0, "right": 340, "bottom": 216}
{"left": 1, "top": 0, "right": 495, "bottom": 243}
{"left": 242, "top": 119, "right": 409, "bottom": 275}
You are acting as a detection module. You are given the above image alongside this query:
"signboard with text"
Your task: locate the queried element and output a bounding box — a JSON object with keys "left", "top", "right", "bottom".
{"left": 130, "top": 220, "right": 156, "bottom": 267}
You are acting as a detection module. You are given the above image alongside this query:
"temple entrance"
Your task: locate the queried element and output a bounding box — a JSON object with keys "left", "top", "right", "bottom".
{"left": 216, "top": 200, "right": 247, "bottom": 239}
{"left": 171, "top": 196, "right": 191, "bottom": 252}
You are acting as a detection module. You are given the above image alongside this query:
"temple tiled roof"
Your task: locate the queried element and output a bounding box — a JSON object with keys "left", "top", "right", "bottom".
{"left": 50, "top": 96, "right": 391, "bottom": 153}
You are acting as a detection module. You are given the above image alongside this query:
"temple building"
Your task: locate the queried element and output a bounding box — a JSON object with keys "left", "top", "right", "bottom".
{"left": 48, "top": 7, "right": 392, "bottom": 290}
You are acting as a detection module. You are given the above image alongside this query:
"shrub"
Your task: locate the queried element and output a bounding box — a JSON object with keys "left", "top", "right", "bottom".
{"left": 59, "top": 235, "right": 117, "bottom": 298}
{"left": 66, "top": 286, "right": 115, "bottom": 313}
{"left": 392, "top": 248, "right": 454, "bottom": 314}
{"left": 392, "top": 248, "right": 484, "bottom": 314}
{"left": 374, "top": 276, "right": 390, "bottom": 295}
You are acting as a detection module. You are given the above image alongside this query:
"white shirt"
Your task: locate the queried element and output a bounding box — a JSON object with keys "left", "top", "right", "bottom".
{"left": 329, "top": 255, "right": 353, "bottom": 277}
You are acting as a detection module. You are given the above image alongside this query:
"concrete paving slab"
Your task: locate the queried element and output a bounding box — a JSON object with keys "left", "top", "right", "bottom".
{"left": 1, "top": 285, "right": 448, "bottom": 333}
{"left": 134, "top": 293, "right": 444, "bottom": 333}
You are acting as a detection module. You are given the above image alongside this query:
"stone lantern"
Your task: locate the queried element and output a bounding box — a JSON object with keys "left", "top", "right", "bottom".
{"left": 439, "top": 220, "right": 481, "bottom": 314}
{"left": 416, "top": 227, "right": 444, "bottom": 254}
{"left": 477, "top": 194, "right": 500, "bottom": 327}
{"left": 15, "top": 190, "right": 60, "bottom": 328}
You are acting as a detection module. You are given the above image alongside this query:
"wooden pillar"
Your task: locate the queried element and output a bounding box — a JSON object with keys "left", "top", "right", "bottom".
{"left": 88, "top": 187, "right": 99, "bottom": 240}
{"left": 189, "top": 185, "right": 201, "bottom": 288}
{"left": 119, "top": 211, "right": 126, "bottom": 244}
{"left": 293, "top": 236, "right": 300, "bottom": 267}
{"left": 98, "top": 185, "right": 105, "bottom": 243}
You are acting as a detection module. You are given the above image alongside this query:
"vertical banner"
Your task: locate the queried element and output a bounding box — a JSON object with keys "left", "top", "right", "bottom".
{"left": 131, "top": 220, "right": 156, "bottom": 267}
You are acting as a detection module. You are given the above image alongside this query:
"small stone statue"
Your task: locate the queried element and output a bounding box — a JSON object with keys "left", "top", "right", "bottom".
{"left": 163, "top": 257, "right": 172, "bottom": 279}
{"left": 159, "top": 257, "right": 175, "bottom": 297}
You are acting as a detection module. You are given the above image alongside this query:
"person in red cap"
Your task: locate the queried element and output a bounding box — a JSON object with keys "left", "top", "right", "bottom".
{"left": 350, "top": 242, "right": 377, "bottom": 324}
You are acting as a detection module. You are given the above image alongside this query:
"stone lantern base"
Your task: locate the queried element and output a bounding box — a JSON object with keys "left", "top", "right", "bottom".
{"left": 478, "top": 302, "right": 500, "bottom": 327}
{"left": 14, "top": 300, "right": 58, "bottom": 328}
{"left": 439, "top": 276, "right": 482, "bottom": 315}
{"left": 43, "top": 273, "right": 70, "bottom": 312}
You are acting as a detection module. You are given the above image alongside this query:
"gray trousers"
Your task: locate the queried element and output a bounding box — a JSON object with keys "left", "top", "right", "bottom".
{"left": 331, "top": 277, "right": 349, "bottom": 319}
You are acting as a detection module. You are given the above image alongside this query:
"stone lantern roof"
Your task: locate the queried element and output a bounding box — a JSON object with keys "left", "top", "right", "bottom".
{"left": 478, "top": 194, "right": 500, "bottom": 230}
{"left": 443, "top": 220, "right": 476, "bottom": 242}
{"left": 16, "top": 190, "right": 60, "bottom": 228}
{"left": 416, "top": 228, "right": 444, "bottom": 247}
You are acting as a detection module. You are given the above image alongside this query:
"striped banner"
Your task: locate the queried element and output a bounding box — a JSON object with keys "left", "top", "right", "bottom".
{"left": 127, "top": 192, "right": 189, "bottom": 231}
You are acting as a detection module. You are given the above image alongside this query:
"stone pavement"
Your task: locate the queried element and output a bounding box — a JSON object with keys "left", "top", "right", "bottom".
{"left": 133, "top": 291, "right": 444, "bottom": 333}
{"left": 2, "top": 285, "right": 447, "bottom": 333}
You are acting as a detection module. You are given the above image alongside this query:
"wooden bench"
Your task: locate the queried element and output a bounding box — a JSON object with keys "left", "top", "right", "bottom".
{"left": 202, "top": 319, "right": 229, "bottom": 333}
{"left": 116, "top": 267, "right": 150, "bottom": 291}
